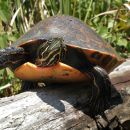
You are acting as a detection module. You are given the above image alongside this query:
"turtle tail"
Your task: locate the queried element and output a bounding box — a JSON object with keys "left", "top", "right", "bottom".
{"left": 0, "top": 46, "right": 26, "bottom": 70}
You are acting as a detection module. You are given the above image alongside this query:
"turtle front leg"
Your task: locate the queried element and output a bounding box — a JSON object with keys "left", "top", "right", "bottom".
{"left": 86, "top": 66, "right": 123, "bottom": 117}
{"left": 21, "top": 81, "right": 38, "bottom": 92}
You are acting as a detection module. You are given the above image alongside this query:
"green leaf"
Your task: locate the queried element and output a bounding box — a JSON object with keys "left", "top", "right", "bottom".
{"left": 8, "top": 35, "right": 18, "bottom": 42}
{"left": 97, "top": 26, "right": 108, "bottom": 39}
{"left": 127, "top": 42, "right": 130, "bottom": 53}
{"left": 0, "top": 1, "right": 11, "bottom": 23}
{"left": 117, "top": 38, "right": 128, "bottom": 47}
{"left": 114, "top": 0, "right": 123, "bottom": 7}
{"left": 0, "top": 34, "right": 8, "bottom": 48}
{"left": 6, "top": 68, "right": 14, "bottom": 79}
{"left": 108, "top": 19, "right": 114, "bottom": 28}
{"left": 0, "top": 69, "right": 5, "bottom": 79}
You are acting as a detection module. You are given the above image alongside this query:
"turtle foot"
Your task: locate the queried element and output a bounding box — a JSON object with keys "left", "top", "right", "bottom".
{"left": 21, "top": 81, "right": 38, "bottom": 92}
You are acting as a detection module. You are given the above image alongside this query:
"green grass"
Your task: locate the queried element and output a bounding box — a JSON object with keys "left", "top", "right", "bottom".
{"left": 0, "top": 0, "right": 130, "bottom": 97}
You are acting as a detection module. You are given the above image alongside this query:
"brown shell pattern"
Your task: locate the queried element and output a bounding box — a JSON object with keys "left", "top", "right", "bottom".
{"left": 13, "top": 15, "right": 124, "bottom": 72}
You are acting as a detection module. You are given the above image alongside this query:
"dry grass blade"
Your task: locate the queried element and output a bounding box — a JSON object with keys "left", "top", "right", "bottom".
{"left": 10, "top": 7, "right": 21, "bottom": 27}
{"left": 124, "top": 3, "right": 130, "bottom": 10}
{"left": 91, "top": 10, "right": 118, "bottom": 20}
{"left": 0, "top": 83, "right": 12, "bottom": 91}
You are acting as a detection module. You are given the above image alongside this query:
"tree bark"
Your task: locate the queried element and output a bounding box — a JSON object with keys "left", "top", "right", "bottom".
{"left": 0, "top": 59, "right": 130, "bottom": 130}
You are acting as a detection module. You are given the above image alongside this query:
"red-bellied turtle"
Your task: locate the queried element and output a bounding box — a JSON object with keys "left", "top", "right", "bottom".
{"left": 0, "top": 16, "right": 124, "bottom": 116}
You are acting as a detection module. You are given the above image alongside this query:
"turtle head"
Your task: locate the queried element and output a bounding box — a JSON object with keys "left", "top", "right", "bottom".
{"left": 36, "top": 37, "right": 67, "bottom": 67}
{"left": 0, "top": 47, "right": 26, "bottom": 70}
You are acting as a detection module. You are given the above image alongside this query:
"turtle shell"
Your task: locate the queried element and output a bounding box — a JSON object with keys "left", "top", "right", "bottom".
{"left": 13, "top": 16, "right": 124, "bottom": 82}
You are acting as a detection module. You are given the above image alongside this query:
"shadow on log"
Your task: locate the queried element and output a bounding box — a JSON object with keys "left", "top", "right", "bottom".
{"left": 0, "top": 59, "right": 130, "bottom": 130}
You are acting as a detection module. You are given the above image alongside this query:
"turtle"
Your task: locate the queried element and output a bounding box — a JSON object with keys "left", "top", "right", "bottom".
{"left": 0, "top": 16, "right": 124, "bottom": 116}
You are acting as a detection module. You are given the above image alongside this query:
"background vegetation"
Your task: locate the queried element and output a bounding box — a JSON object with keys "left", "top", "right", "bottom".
{"left": 0, "top": 0, "right": 130, "bottom": 97}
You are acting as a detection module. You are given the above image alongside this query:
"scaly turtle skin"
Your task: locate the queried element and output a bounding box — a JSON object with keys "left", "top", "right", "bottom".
{"left": 0, "top": 16, "right": 124, "bottom": 116}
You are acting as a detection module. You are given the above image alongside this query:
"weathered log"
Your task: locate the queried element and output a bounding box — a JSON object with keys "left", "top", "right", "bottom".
{"left": 0, "top": 59, "right": 130, "bottom": 130}
{"left": 110, "top": 59, "right": 130, "bottom": 92}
